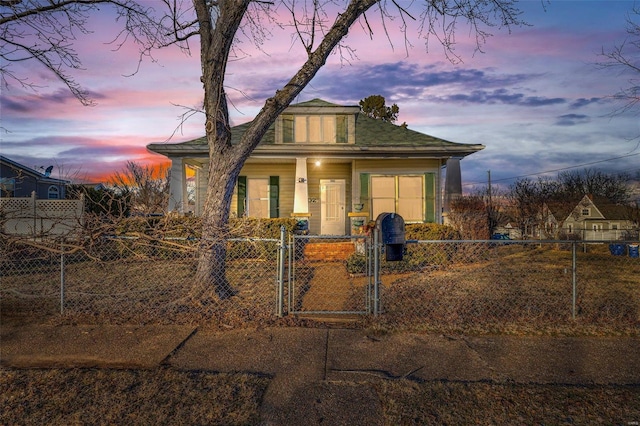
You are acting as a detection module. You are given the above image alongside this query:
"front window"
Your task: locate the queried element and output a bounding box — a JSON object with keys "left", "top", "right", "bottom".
{"left": 283, "top": 115, "right": 347, "bottom": 143}
{"left": 371, "top": 175, "right": 424, "bottom": 221}
{"left": 48, "top": 185, "right": 59, "bottom": 199}
{"left": 581, "top": 208, "right": 590, "bottom": 216}
{"left": 185, "top": 164, "right": 197, "bottom": 213}
{"left": 0, "top": 178, "right": 15, "bottom": 197}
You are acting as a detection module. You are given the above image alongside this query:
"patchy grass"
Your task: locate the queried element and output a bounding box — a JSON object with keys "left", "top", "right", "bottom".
{"left": 0, "top": 368, "right": 269, "bottom": 426}
{"left": 2, "top": 368, "right": 638, "bottom": 425}
{"left": 376, "top": 379, "right": 640, "bottom": 425}
{"left": 375, "top": 243, "right": 640, "bottom": 335}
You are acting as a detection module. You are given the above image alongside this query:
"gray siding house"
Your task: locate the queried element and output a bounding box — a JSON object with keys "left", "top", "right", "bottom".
{"left": 0, "top": 155, "right": 68, "bottom": 199}
{"left": 148, "top": 99, "right": 484, "bottom": 235}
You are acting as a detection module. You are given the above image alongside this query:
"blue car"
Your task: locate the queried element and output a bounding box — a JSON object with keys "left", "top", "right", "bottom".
{"left": 491, "top": 233, "right": 511, "bottom": 240}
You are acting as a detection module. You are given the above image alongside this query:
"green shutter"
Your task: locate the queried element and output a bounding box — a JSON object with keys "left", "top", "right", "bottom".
{"left": 269, "top": 176, "right": 279, "bottom": 218}
{"left": 425, "top": 173, "right": 435, "bottom": 222}
{"left": 237, "top": 176, "right": 247, "bottom": 217}
{"left": 359, "top": 173, "right": 369, "bottom": 211}
{"left": 336, "top": 115, "right": 348, "bottom": 143}
{"left": 283, "top": 115, "right": 294, "bottom": 143}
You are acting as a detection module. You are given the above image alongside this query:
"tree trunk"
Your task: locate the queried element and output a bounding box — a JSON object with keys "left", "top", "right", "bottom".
{"left": 193, "top": 138, "right": 242, "bottom": 301}
{"left": 189, "top": 0, "right": 380, "bottom": 302}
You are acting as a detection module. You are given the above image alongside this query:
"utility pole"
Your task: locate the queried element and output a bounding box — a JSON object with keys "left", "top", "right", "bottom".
{"left": 487, "top": 170, "right": 494, "bottom": 237}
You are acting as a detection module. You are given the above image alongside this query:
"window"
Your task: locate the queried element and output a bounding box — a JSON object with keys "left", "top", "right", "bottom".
{"left": 371, "top": 175, "right": 425, "bottom": 221}
{"left": 48, "top": 185, "right": 59, "bottom": 199}
{"left": 0, "top": 178, "right": 15, "bottom": 197}
{"left": 581, "top": 208, "right": 590, "bottom": 216}
{"left": 185, "top": 165, "right": 197, "bottom": 213}
{"left": 283, "top": 115, "right": 348, "bottom": 143}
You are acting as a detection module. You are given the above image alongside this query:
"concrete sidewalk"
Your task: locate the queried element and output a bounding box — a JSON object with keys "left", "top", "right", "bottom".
{"left": 2, "top": 325, "right": 639, "bottom": 425}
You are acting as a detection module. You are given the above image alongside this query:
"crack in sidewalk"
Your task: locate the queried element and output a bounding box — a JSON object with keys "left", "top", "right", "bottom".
{"left": 160, "top": 327, "right": 199, "bottom": 366}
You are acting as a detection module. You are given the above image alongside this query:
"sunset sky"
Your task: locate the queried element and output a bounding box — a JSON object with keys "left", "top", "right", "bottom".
{"left": 1, "top": 0, "right": 639, "bottom": 191}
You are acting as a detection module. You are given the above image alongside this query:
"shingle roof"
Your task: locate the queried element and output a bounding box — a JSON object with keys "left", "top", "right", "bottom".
{"left": 148, "top": 98, "right": 483, "bottom": 157}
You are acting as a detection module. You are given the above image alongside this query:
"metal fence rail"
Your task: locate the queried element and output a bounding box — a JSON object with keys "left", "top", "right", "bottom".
{"left": 2, "top": 233, "right": 639, "bottom": 334}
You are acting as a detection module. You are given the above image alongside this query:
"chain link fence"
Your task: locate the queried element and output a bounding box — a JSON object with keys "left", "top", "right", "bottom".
{"left": 375, "top": 240, "right": 640, "bottom": 334}
{"left": 2, "top": 232, "right": 639, "bottom": 334}
{"left": 1, "top": 235, "right": 283, "bottom": 327}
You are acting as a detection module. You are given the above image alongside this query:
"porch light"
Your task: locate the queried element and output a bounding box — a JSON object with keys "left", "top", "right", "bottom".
{"left": 315, "top": 160, "right": 322, "bottom": 166}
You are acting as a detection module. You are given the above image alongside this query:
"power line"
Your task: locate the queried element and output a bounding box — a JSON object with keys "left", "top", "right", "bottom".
{"left": 464, "top": 152, "right": 640, "bottom": 186}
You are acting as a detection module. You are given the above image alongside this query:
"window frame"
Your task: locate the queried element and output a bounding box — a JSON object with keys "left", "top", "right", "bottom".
{"left": 47, "top": 185, "right": 60, "bottom": 199}
{"left": 370, "top": 174, "right": 426, "bottom": 222}
{"left": 0, "top": 177, "right": 15, "bottom": 197}
{"left": 282, "top": 114, "right": 348, "bottom": 144}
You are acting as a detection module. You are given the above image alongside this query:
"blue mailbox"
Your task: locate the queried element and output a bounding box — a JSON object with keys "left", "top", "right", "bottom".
{"left": 376, "top": 213, "right": 405, "bottom": 261}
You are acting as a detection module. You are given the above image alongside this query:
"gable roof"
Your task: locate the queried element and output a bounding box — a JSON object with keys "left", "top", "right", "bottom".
{"left": 0, "top": 155, "right": 69, "bottom": 184}
{"left": 560, "top": 194, "right": 634, "bottom": 222}
{"left": 147, "top": 98, "right": 484, "bottom": 159}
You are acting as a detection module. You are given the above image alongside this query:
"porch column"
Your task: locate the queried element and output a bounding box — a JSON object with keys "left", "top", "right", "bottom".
{"left": 293, "top": 157, "right": 309, "bottom": 214}
{"left": 443, "top": 157, "right": 462, "bottom": 223}
{"left": 168, "top": 158, "right": 184, "bottom": 213}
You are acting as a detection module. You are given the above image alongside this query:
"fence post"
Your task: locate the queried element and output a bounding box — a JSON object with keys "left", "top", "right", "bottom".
{"left": 277, "top": 226, "right": 286, "bottom": 317}
{"left": 373, "top": 228, "right": 380, "bottom": 315}
{"left": 572, "top": 241, "right": 577, "bottom": 320}
{"left": 60, "top": 240, "right": 65, "bottom": 314}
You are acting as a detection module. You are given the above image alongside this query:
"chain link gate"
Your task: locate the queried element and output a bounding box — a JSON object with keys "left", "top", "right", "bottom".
{"left": 284, "top": 234, "right": 376, "bottom": 316}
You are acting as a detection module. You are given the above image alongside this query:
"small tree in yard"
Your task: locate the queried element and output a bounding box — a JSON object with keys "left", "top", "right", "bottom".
{"left": 449, "top": 195, "right": 490, "bottom": 240}
{"left": 110, "top": 161, "right": 170, "bottom": 216}
{"left": 2, "top": 0, "right": 525, "bottom": 301}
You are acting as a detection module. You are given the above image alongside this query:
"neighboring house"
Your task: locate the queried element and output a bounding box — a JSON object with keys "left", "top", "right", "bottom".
{"left": 0, "top": 155, "right": 68, "bottom": 199}
{"left": 147, "top": 99, "right": 484, "bottom": 235}
{"left": 562, "top": 195, "right": 638, "bottom": 240}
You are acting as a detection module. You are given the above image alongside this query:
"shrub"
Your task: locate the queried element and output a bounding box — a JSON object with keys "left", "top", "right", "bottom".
{"left": 405, "top": 223, "right": 461, "bottom": 240}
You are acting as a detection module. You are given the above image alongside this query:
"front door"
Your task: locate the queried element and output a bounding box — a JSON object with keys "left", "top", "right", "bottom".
{"left": 320, "top": 179, "right": 346, "bottom": 235}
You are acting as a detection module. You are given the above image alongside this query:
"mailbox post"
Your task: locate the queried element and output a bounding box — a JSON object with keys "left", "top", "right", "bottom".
{"left": 375, "top": 213, "right": 405, "bottom": 261}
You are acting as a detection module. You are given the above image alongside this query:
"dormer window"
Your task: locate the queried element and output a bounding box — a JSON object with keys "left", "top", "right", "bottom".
{"left": 282, "top": 115, "right": 348, "bottom": 144}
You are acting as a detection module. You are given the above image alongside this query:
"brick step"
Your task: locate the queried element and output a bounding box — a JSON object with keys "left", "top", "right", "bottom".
{"left": 303, "top": 242, "right": 355, "bottom": 261}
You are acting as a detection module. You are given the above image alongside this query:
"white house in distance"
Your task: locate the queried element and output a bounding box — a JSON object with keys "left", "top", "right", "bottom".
{"left": 147, "top": 99, "right": 484, "bottom": 235}
{"left": 562, "top": 194, "right": 638, "bottom": 241}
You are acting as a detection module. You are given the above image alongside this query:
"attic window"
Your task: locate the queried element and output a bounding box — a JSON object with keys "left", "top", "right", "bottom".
{"left": 581, "top": 208, "right": 590, "bottom": 216}
{"left": 282, "top": 115, "right": 348, "bottom": 144}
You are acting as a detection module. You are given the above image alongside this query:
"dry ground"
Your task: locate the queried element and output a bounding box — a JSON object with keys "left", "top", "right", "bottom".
{"left": 1, "top": 367, "right": 639, "bottom": 425}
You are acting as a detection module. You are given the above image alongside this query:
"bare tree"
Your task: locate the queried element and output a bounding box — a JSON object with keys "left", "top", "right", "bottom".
{"left": 508, "top": 177, "right": 560, "bottom": 238}
{"left": 598, "top": 5, "right": 640, "bottom": 118}
{"left": 449, "top": 195, "right": 490, "bottom": 239}
{"left": 556, "top": 168, "right": 633, "bottom": 205}
{"left": 2, "top": 0, "right": 525, "bottom": 299}
{"left": 0, "top": 0, "right": 178, "bottom": 106}
{"left": 110, "top": 161, "right": 170, "bottom": 216}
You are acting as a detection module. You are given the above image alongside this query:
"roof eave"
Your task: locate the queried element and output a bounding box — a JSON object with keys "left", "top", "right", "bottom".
{"left": 147, "top": 143, "right": 485, "bottom": 159}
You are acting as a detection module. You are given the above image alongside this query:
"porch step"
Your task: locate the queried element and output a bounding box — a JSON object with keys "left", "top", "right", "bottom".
{"left": 303, "top": 242, "right": 356, "bottom": 261}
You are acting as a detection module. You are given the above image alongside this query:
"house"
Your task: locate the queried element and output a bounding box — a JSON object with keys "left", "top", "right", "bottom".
{"left": 1, "top": 155, "right": 68, "bottom": 199}
{"left": 561, "top": 195, "right": 638, "bottom": 240}
{"left": 147, "top": 99, "right": 484, "bottom": 235}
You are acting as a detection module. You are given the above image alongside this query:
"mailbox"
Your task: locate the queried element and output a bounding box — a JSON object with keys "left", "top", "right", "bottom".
{"left": 376, "top": 213, "right": 405, "bottom": 261}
